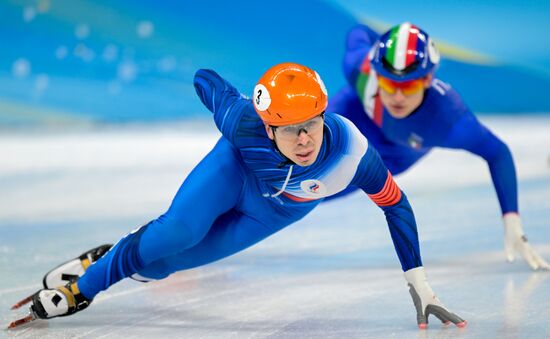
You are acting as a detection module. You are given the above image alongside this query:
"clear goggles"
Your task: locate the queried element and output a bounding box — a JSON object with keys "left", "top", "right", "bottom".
{"left": 272, "top": 113, "right": 325, "bottom": 140}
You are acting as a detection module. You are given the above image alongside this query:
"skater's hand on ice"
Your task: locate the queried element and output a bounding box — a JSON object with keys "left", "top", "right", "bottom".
{"left": 404, "top": 267, "right": 466, "bottom": 329}
{"left": 503, "top": 213, "right": 550, "bottom": 270}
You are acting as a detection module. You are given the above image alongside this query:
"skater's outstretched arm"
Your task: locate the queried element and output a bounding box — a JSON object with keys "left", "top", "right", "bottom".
{"left": 354, "top": 144, "right": 466, "bottom": 328}
{"left": 445, "top": 114, "right": 549, "bottom": 270}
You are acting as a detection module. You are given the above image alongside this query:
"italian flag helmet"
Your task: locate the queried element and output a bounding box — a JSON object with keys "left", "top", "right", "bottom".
{"left": 370, "top": 22, "right": 440, "bottom": 81}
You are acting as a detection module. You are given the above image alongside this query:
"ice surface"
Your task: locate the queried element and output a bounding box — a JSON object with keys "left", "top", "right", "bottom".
{"left": 1, "top": 116, "right": 549, "bottom": 338}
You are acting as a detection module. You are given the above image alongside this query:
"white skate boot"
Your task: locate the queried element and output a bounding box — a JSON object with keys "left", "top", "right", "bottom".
{"left": 43, "top": 244, "right": 112, "bottom": 288}
{"left": 10, "top": 244, "right": 111, "bottom": 311}
{"left": 30, "top": 281, "right": 92, "bottom": 319}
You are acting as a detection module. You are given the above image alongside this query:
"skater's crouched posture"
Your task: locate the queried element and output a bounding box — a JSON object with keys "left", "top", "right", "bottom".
{"left": 20, "top": 63, "right": 466, "bottom": 329}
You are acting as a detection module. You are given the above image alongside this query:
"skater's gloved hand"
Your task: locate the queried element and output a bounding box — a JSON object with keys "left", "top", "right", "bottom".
{"left": 404, "top": 267, "right": 466, "bottom": 329}
{"left": 503, "top": 213, "right": 550, "bottom": 270}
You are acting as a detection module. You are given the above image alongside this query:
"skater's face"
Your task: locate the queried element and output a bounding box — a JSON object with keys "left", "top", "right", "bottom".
{"left": 265, "top": 114, "right": 324, "bottom": 167}
{"left": 378, "top": 74, "right": 432, "bottom": 119}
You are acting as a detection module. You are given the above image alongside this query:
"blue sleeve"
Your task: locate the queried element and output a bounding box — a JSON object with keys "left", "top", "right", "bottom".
{"left": 354, "top": 145, "right": 423, "bottom": 271}
{"left": 343, "top": 24, "right": 380, "bottom": 87}
{"left": 193, "top": 69, "right": 250, "bottom": 143}
{"left": 327, "top": 85, "right": 361, "bottom": 118}
{"left": 444, "top": 114, "right": 518, "bottom": 214}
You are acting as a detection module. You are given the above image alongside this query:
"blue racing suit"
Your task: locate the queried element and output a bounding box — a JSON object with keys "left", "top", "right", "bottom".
{"left": 328, "top": 24, "right": 518, "bottom": 214}
{"left": 77, "top": 69, "right": 424, "bottom": 300}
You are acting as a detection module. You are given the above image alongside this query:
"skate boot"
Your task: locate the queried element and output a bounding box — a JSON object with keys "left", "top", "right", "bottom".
{"left": 31, "top": 281, "right": 92, "bottom": 319}
{"left": 43, "top": 244, "right": 112, "bottom": 288}
{"left": 7, "top": 281, "right": 92, "bottom": 328}
{"left": 10, "top": 244, "right": 112, "bottom": 311}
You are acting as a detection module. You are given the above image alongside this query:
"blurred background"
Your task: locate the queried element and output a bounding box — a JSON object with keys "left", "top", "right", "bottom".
{"left": 1, "top": 0, "right": 549, "bottom": 129}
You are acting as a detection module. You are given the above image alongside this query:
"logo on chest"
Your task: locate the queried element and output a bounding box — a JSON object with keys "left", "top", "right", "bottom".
{"left": 407, "top": 133, "right": 423, "bottom": 150}
{"left": 300, "top": 179, "right": 327, "bottom": 196}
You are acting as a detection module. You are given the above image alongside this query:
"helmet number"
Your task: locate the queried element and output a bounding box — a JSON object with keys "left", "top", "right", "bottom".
{"left": 253, "top": 84, "right": 271, "bottom": 111}
{"left": 256, "top": 89, "right": 262, "bottom": 105}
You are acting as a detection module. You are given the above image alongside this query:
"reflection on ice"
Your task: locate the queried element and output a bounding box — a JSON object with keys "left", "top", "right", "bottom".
{"left": 500, "top": 273, "right": 549, "bottom": 337}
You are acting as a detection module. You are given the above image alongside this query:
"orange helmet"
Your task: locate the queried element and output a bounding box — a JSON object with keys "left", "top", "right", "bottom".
{"left": 253, "top": 62, "right": 328, "bottom": 126}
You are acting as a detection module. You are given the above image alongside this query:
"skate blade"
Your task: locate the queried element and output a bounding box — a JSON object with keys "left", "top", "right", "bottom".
{"left": 7, "top": 313, "right": 36, "bottom": 330}
{"left": 10, "top": 294, "right": 33, "bottom": 310}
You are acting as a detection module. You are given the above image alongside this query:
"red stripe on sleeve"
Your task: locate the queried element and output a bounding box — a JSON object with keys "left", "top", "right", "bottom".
{"left": 368, "top": 171, "right": 402, "bottom": 206}
{"left": 282, "top": 192, "right": 316, "bottom": 202}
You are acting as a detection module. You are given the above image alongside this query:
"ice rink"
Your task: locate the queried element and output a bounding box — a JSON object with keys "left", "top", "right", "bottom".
{"left": 1, "top": 116, "right": 549, "bottom": 338}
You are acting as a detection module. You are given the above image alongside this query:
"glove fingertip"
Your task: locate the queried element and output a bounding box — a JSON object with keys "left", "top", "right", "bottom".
{"left": 418, "top": 323, "right": 428, "bottom": 330}
{"left": 536, "top": 258, "right": 550, "bottom": 270}
{"left": 456, "top": 320, "right": 467, "bottom": 328}
{"left": 525, "top": 257, "right": 539, "bottom": 270}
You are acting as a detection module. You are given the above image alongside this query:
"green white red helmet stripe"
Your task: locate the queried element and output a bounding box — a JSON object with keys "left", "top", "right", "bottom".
{"left": 385, "top": 22, "right": 418, "bottom": 71}
{"left": 370, "top": 22, "right": 437, "bottom": 81}
{"left": 385, "top": 26, "right": 399, "bottom": 67}
{"left": 405, "top": 26, "right": 419, "bottom": 66}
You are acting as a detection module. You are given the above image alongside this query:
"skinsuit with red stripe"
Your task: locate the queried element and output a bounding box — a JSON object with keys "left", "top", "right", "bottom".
{"left": 76, "top": 69, "right": 423, "bottom": 299}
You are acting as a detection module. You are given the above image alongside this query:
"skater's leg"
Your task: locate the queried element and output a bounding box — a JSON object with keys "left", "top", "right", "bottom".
{"left": 136, "top": 210, "right": 281, "bottom": 278}
{"left": 134, "top": 174, "right": 319, "bottom": 279}
{"left": 132, "top": 168, "right": 319, "bottom": 279}
{"left": 77, "top": 138, "right": 245, "bottom": 299}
